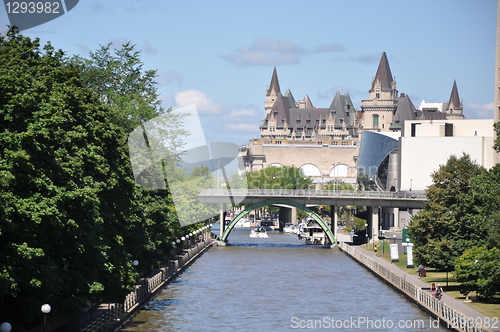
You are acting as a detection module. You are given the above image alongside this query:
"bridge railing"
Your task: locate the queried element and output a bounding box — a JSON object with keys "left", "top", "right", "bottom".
{"left": 200, "top": 188, "right": 427, "bottom": 200}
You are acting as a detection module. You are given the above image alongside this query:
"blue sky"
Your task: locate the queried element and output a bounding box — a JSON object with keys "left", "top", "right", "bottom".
{"left": 1, "top": 0, "right": 497, "bottom": 146}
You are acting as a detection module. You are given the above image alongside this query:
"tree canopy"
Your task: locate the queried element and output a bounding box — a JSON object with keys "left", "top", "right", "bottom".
{"left": 245, "top": 166, "right": 313, "bottom": 190}
{"left": 0, "top": 28, "right": 198, "bottom": 329}
{"left": 407, "top": 154, "right": 486, "bottom": 271}
{"left": 454, "top": 246, "right": 500, "bottom": 300}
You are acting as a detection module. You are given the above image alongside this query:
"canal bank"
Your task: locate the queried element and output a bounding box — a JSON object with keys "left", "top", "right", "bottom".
{"left": 120, "top": 228, "right": 451, "bottom": 332}
{"left": 52, "top": 230, "right": 216, "bottom": 332}
{"left": 338, "top": 240, "right": 499, "bottom": 332}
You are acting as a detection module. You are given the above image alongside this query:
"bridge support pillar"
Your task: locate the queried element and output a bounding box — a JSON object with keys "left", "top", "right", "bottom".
{"left": 330, "top": 205, "right": 338, "bottom": 244}
{"left": 278, "top": 206, "right": 290, "bottom": 232}
{"left": 367, "top": 206, "right": 379, "bottom": 242}
{"left": 219, "top": 204, "right": 225, "bottom": 239}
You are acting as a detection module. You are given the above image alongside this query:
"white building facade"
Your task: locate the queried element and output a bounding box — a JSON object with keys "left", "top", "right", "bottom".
{"left": 399, "top": 119, "right": 495, "bottom": 192}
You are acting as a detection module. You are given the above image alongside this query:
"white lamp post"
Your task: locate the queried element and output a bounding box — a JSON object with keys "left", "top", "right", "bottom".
{"left": 41, "top": 304, "right": 51, "bottom": 332}
{"left": 402, "top": 238, "right": 414, "bottom": 268}
{"left": 0, "top": 322, "right": 11, "bottom": 332}
{"left": 364, "top": 223, "right": 368, "bottom": 243}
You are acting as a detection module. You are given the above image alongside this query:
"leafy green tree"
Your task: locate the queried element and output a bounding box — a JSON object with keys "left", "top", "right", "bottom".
{"left": 246, "top": 166, "right": 313, "bottom": 189}
{"left": 0, "top": 28, "right": 143, "bottom": 326}
{"left": 471, "top": 164, "right": 500, "bottom": 248}
{"left": 324, "top": 181, "right": 354, "bottom": 191}
{"left": 454, "top": 246, "right": 500, "bottom": 300}
{"left": 70, "top": 43, "right": 162, "bottom": 134}
{"left": 70, "top": 41, "right": 193, "bottom": 268}
{"left": 407, "top": 154, "right": 486, "bottom": 271}
{"left": 168, "top": 166, "right": 218, "bottom": 227}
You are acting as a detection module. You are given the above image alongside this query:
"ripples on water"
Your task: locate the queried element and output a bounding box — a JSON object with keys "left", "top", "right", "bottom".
{"left": 120, "top": 228, "right": 448, "bottom": 331}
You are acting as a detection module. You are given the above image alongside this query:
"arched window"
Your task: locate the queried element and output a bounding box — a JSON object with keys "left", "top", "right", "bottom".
{"left": 300, "top": 163, "right": 321, "bottom": 177}
{"left": 330, "top": 164, "right": 348, "bottom": 177}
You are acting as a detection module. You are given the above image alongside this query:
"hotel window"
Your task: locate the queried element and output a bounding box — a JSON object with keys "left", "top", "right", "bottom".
{"left": 342, "top": 141, "right": 348, "bottom": 146}
{"left": 373, "top": 114, "right": 379, "bottom": 128}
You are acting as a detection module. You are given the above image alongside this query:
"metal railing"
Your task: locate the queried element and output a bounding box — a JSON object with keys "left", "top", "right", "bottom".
{"left": 200, "top": 188, "right": 427, "bottom": 200}
{"left": 80, "top": 232, "right": 213, "bottom": 332}
{"left": 339, "top": 242, "right": 490, "bottom": 332}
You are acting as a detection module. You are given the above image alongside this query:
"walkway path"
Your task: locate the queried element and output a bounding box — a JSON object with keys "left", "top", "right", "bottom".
{"left": 338, "top": 233, "right": 500, "bottom": 332}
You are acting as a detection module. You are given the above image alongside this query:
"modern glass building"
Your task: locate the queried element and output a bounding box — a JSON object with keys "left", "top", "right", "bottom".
{"left": 357, "top": 131, "right": 399, "bottom": 190}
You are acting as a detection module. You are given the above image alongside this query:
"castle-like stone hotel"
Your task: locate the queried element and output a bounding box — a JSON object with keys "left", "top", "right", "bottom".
{"left": 238, "top": 52, "right": 464, "bottom": 186}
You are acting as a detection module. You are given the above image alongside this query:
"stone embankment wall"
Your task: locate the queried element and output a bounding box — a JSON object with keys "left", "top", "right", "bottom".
{"left": 79, "top": 231, "right": 215, "bottom": 332}
{"left": 339, "top": 242, "right": 490, "bottom": 332}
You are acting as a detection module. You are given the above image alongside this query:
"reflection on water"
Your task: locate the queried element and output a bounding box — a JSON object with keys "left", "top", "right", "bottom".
{"left": 120, "top": 227, "right": 448, "bottom": 331}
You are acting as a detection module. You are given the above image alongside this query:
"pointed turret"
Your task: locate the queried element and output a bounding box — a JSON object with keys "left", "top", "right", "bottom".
{"left": 371, "top": 52, "right": 396, "bottom": 92}
{"left": 267, "top": 67, "right": 281, "bottom": 96}
{"left": 361, "top": 52, "right": 399, "bottom": 131}
{"left": 445, "top": 80, "right": 464, "bottom": 120}
{"left": 447, "top": 80, "right": 461, "bottom": 109}
{"left": 391, "top": 94, "right": 417, "bottom": 131}
{"left": 303, "top": 95, "right": 314, "bottom": 108}
{"left": 284, "top": 89, "right": 296, "bottom": 109}
{"left": 265, "top": 67, "right": 283, "bottom": 114}
{"left": 329, "top": 91, "right": 355, "bottom": 130}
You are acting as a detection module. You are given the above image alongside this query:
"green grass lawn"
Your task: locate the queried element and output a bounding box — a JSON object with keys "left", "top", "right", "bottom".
{"left": 362, "top": 241, "right": 500, "bottom": 320}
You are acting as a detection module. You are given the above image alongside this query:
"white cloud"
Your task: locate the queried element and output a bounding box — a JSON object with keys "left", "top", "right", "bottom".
{"left": 223, "top": 108, "right": 256, "bottom": 119}
{"left": 223, "top": 37, "right": 346, "bottom": 67}
{"left": 226, "top": 123, "right": 259, "bottom": 132}
{"left": 223, "top": 36, "right": 305, "bottom": 67}
{"left": 314, "top": 43, "right": 345, "bottom": 53}
{"left": 175, "top": 90, "right": 224, "bottom": 114}
{"left": 463, "top": 101, "right": 494, "bottom": 119}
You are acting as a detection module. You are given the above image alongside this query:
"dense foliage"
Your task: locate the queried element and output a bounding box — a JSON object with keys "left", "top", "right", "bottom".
{"left": 407, "top": 154, "right": 486, "bottom": 271}
{"left": 454, "top": 246, "right": 500, "bottom": 300}
{"left": 408, "top": 150, "right": 500, "bottom": 300}
{"left": 245, "top": 166, "right": 313, "bottom": 190}
{"left": 0, "top": 28, "right": 198, "bottom": 329}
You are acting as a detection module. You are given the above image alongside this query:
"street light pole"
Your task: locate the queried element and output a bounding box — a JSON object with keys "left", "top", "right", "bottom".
{"left": 382, "top": 231, "right": 386, "bottom": 255}
{"left": 41, "top": 304, "right": 51, "bottom": 332}
{"left": 365, "top": 223, "right": 368, "bottom": 244}
{"left": 402, "top": 238, "right": 414, "bottom": 268}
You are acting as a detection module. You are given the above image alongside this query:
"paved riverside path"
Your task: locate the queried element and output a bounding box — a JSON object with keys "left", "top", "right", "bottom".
{"left": 337, "top": 233, "right": 500, "bottom": 332}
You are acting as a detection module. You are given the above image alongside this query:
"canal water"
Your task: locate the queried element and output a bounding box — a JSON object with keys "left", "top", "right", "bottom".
{"left": 120, "top": 227, "right": 448, "bottom": 331}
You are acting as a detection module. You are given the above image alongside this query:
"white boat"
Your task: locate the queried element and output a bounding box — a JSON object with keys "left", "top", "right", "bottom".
{"left": 299, "top": 224, "right": 326, "bottom": 245}
{"left": 234, "top": 218, "right": 252, "bottom": 228}
{"left": 250, "top": 226, "right": 268, "bottom": 238}
{"left": 283, "top": 223, "right": 296, "bottom": 233}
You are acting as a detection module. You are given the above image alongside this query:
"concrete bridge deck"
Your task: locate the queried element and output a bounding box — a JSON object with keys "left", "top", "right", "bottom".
{"left": 199, "top": 189, "right": 427, "bottom": 209}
